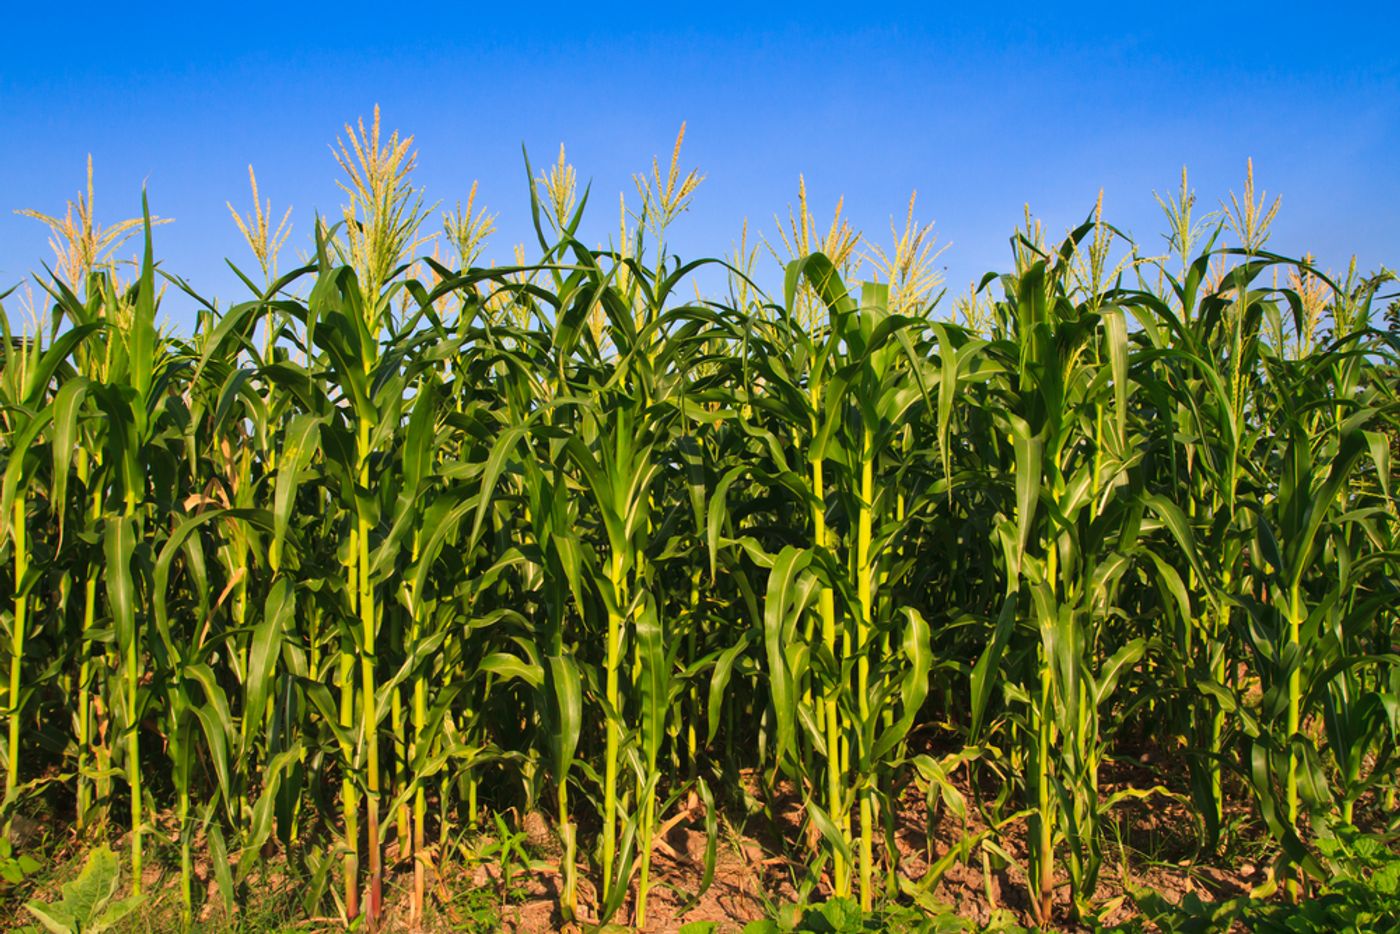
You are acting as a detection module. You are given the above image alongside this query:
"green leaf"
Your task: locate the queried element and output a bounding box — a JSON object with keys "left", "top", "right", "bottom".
{"left": 24, "top": 845, "right": 135, "bottom": 934}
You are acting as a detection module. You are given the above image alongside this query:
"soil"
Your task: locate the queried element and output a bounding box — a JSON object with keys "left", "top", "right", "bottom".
{"left": 431, "top": 745, "right": 1264, "bottom": 933}
{"left": 2, "top": 739, "right": 1278, "bottom": 933}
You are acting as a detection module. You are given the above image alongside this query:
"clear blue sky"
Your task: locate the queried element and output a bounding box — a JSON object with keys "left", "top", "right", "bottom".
{"left": 3, "top": 3, "right": 1397, "bottom": 331}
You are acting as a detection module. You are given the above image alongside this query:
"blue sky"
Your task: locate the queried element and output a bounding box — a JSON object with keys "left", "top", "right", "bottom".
{"left": 2, "top": 3, "right": 1397, "bottom": 330}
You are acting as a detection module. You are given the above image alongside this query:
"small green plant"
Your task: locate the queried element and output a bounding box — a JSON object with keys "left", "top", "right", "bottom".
{"left": 1126, "top": 827, "right": 1400, "bottom": 933}
{"left": 480, "top": 812, "right": 533, "bottom": 899}
{"left": 743, "top": 897, "right": 1027, "bottom": 933}
{"left": 0, "top": 836, "right": 41, "bottom": 885}
{"left": 447, "top": 883, "right": 501, "bottom": 933}
{"left": 22, "top": 845, "right": 144, "bottom": 934}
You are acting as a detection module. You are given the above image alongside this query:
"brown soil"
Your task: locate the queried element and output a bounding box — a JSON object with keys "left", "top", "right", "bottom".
{"left": 2, "top": 747, "right": 1275, "bottom": 933}
{"left": 431, "top": 751, "right": 1264, "bottom": 933}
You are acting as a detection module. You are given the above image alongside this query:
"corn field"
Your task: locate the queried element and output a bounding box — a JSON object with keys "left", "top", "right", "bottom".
{"left": 2, "top": 117, "right": 1398, "bottom": 930}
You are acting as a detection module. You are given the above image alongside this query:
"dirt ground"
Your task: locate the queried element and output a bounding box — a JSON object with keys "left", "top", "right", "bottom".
{"left": 4, "top": 741, "right": 1277, "bottom": 933}
{"left": 445, "top": 754, "right": 1263, "bottom": 932}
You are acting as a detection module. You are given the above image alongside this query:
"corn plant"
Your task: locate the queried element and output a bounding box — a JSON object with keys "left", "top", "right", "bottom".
{"left": 0, "top": 122, "right": 1395, "bottom": 934}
